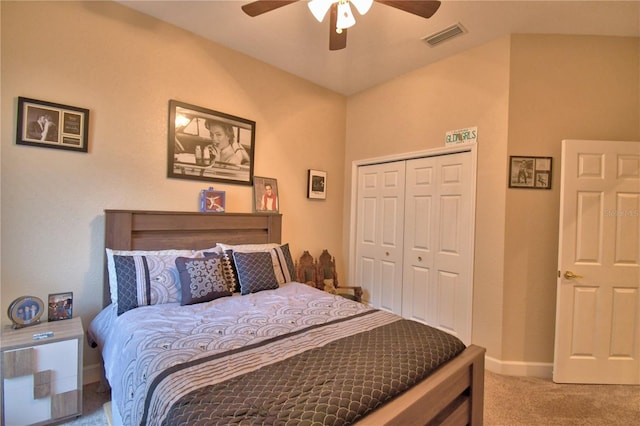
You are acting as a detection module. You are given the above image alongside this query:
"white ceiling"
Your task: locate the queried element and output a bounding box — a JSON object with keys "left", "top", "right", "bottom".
{"left": 119, "top": 0, "right": 640, "bottom": 95}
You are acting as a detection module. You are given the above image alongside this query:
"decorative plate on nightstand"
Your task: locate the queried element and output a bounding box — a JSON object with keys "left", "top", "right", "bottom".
{"left": 7, "top": 296, "right": 44, "bottom": 329}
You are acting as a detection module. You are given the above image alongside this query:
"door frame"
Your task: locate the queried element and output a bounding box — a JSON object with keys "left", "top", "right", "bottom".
{"left": 348, "top": 143, "right": 478, "bottom": 338}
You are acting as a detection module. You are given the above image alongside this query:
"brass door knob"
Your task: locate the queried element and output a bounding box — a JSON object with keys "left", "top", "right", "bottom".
{"left": 564, "top": 271, "right": 583, "bottom": 279}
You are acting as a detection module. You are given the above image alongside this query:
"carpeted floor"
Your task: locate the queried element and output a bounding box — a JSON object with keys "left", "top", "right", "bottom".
{"left": 62, "top": 372, "right": 639, "bottom": 425}
{"left": 484, "top": 371, "right": 640, "bottom": 425}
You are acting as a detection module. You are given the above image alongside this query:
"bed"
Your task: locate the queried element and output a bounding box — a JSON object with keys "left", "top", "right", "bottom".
{"left": 89, "top": 210, "right": 485, "bottom": 425}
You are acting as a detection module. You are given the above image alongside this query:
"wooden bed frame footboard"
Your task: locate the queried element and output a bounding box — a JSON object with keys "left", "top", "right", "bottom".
{"left": 102, "top": 210, "right": 485, "bottom": 425}
{"left": 357, "top": 344, "right": 485, "bottom": 425}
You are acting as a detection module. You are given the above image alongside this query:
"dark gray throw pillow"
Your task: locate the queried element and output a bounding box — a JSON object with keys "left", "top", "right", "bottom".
{"left": 175, "top": 254, "right": 231, "bottom": 305}
{"left": 233, "top": 251, "right": 279, "bottom": 295}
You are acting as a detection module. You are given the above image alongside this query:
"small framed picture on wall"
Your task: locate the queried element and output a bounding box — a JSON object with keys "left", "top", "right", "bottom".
{"left": 253, "top": 176, "right": 279, "bottom": 213}
{"left": 307, "top": 169, "right": 327, "bottom": 199}
{"left": 509, "top": 156, "right": 552, "bottom": 189}
{"left": 16, "top": 97, "right": 89, "bottom": 153}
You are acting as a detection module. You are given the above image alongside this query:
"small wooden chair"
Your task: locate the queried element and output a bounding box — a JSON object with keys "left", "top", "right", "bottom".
{"left": 316, "top": 249, "right": 362, "bottom": 302}
{"left": 295, "top": 250, "right": 317, "bottom": 288}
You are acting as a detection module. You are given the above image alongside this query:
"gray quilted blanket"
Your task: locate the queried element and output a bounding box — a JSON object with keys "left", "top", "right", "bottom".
{"left": 159, "top": 317, "right": 465, "bottom": 425}
{"left": 88, "top": 283, "right": 465, "bottom": 426}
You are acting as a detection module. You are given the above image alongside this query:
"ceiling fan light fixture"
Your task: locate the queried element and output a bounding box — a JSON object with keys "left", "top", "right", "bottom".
{"left": 308, "top": 0, "right": 334, "bottom": 22}
{"left": 350, "top": 0, "right": 373, "bottom": 15}
{"left": 336, "top": 1, "right": 356, "bottom": 29}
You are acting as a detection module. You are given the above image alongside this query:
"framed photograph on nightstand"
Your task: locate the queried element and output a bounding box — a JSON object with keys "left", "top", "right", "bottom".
{"left": 48, "top": 292, "right": 73, "bottom": 321}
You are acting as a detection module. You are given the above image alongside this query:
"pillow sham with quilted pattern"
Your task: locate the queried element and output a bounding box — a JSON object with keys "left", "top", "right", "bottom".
{"left": 232, "top": 251, "right": 279, "bottom": 295}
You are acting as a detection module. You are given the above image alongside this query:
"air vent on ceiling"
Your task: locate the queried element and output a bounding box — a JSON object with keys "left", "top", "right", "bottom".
{"left": 422, "top": 23, "right": 466, "bottom": 47}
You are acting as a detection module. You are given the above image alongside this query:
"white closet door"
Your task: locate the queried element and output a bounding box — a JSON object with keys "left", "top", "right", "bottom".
{"left": 355, "top": 161, "right": 406, "bottom": 314}
{"left": 403, "top": 152, "right": 473, "bottom": 344}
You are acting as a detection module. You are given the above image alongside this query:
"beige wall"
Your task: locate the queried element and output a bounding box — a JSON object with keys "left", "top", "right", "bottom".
{"left": 503, "top": 34, "right": 640, "bottom": 361}
{"left": 345, "top": 34, "right": 639, "bottom": 364}
{"left": 1, "top": 1, "right": 346, "bottom": 370}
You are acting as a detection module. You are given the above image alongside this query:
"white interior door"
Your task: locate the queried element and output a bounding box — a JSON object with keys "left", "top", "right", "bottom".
{"left": 355, "top": 161, "right": 406, "bottom": 314}
{"left": 402, "top": 152, "right": 474, "bottom": 344}
{"left": 554, "top": 139, "right": 640, "bottom": 384}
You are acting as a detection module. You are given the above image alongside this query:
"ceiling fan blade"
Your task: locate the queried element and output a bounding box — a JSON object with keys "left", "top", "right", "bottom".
{"left": 329, "top": 3, "right": 347, "bottom": 51}
{"left": 376, "top": 0, "right": 441, "bottom": 19}
{"left": 241, "top": 1, "right": 299, "bottom": 17}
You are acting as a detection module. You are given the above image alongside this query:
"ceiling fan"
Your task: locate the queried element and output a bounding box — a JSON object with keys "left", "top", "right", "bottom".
{"left": 241, "top": 0, "right": 441, "bottom": 51}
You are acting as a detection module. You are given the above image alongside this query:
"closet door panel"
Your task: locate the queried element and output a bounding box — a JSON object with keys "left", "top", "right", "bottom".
{"left": 355, "top": 162, "right": 405, "bottom": 315}
{"left": 403, "top": 157, "right": 437, "bottom": 322}
{"left": 433, "top": 153, "right": 473, "bottom": 343}
{"left": 405, "top": 265, "right": 431, "bottom": 323}
{"left": 437, "top": 194, "right": 463, "bottom": 267}
{"left": 436, "top": 270, "right": 459, "bottom": 334}
{"left": 358, "top": 255, "right": 377, "bottom": 306}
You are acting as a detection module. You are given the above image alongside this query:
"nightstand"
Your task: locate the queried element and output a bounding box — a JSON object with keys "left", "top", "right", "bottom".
{"left": 1, "top": 317, "right": 83, "bottom": 426}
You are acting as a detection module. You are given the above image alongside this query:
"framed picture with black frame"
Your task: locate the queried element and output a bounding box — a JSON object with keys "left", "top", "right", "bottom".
{"left": 16, "top": 97, "right": 89, "bottom": 153}
{"left": 307, "top": 169, "right": 327, "bottom": 199}
{"left": 168, "top": 100, "right": 256, "bottom": 185}
{"left": 509, "top": 156, "right": 552, "bottom": 189}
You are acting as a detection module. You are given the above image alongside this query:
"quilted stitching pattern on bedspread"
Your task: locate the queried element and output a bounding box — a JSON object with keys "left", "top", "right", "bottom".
{"left": 160, "top": 319, "right": 465, "bottom": 426}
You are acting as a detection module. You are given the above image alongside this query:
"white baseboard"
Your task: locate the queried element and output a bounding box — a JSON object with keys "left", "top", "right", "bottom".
{"left": 485, "top": 355, "right": 553, "bottom": 379}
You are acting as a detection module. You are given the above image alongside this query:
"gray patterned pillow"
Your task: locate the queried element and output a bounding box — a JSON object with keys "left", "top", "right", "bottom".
{"left": 106, "top": 248, "right": 193, "bottom": 308}
{"left": 111, "top": 251, "right": 193, "bottom": 316}
{"left": 175, "top": 254, "right": 231, "bottom": 305}
{"left": 233, "top": 251, "right": 279, "bottom": 295}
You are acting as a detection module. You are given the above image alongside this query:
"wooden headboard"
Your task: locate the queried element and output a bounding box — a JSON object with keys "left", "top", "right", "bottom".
{"left": 103, "top": 210, "right": 282, "bottom": 306}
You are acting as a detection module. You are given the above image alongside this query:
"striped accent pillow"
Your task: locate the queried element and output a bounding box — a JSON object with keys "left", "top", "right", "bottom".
{"left": 110, "top": 250, "right": 193, "bottom": 315}
{"left": 271, "top": 243, "right": 295, "bottom": 283}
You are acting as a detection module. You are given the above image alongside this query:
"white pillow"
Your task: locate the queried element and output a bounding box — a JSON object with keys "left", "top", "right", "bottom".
{"left": 191, "top": 246, "right": 223, "bottom": 257}
{"left": 216, "top": 243, "right": 280, "bottom": 252}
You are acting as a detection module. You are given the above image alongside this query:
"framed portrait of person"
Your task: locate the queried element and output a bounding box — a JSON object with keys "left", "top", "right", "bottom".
{"left": 168, "top": 99, "right": 256, "bottom": 186}
{"left": 48, "top": 292, "right": 73, "bottom": 321}
{"left": 16, "top": 97, "right": 89, "bottom": 153}
{"left": 253, "top": 176, "right": 279, "bottom": 213}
